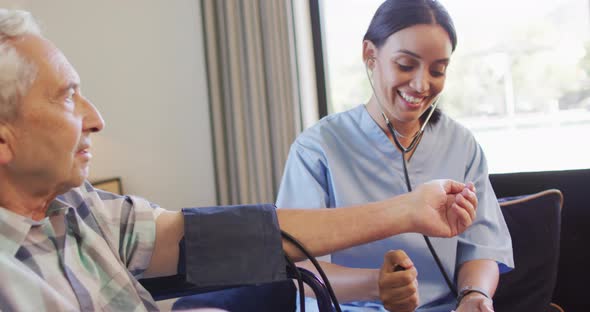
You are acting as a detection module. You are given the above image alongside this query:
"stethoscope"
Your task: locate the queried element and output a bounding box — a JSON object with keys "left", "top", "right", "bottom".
{"left": 365, "top": 58, "right": 458, "bottom": 297}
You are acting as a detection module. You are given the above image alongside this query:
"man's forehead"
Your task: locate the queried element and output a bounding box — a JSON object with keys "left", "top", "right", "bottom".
{"left": 12, "top": 34, "right": 80, "bottom": 86}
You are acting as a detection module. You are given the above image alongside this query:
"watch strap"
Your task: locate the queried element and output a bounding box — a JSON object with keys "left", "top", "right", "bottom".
{"left": 456, "top": 285, "right": 491, "bottom": 307}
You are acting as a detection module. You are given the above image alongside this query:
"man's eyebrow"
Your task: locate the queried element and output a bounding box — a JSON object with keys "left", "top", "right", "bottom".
{"left": 54, "top": 82, "right": 78, "bottom": 97}
{"left": 396, "top": 49, "right": 450, "bottom": 63}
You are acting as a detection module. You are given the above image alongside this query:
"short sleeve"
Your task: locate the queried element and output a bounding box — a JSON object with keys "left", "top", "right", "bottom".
{"left": 457, "top": 139, "right": 514, "bottom": 272}
{"left": 84, "top": 184, "right": 158, "bottom": 278}
{"left": 118, "top": 196, "right": 159, "bottom": 276}
{"left": 276, "top": 142, "right": 329, "bottom": 209}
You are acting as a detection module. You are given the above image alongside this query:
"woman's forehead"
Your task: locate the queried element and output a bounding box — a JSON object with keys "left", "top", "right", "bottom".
{"left": 381, "top": 24, "right": 453, "bottom": 60}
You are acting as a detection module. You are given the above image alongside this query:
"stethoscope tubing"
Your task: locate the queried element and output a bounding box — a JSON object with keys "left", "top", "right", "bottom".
{"left": 366, "top": 61, "right": 458, "bottom": 296}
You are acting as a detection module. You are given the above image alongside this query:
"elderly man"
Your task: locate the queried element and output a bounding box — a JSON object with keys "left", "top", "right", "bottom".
{"left": 0, "top": 9, "right": 478, "bottom": 311}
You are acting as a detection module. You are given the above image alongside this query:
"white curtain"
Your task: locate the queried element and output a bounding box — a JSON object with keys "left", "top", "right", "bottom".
{"left": 202, "top": 0, "right": 313, "bottom": 205}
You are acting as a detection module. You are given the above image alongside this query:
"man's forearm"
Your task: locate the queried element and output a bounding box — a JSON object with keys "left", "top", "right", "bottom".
{"left": 277, "top": 194, "right": 412, "bottom": 261}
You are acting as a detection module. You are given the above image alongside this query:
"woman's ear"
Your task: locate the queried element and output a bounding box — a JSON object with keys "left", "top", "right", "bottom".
{"left": 362, "top": 40, "right": 377, "bottom": 69}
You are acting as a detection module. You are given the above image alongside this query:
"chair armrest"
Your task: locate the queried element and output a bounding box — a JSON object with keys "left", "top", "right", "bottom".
{"left": 548, "top": 302, "right": 565, "bottom": 312}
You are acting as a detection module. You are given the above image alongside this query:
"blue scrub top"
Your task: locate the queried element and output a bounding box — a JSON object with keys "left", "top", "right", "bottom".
{"left": 276, "top": 105, "right": 514, "bottom": 312}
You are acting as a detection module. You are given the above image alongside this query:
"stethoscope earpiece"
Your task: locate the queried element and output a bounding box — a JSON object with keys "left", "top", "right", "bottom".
{"left": 366, "top": 57, "right": 376, "bottom": 70}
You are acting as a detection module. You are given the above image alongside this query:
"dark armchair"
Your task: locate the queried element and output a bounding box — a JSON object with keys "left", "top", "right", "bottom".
{"left": 491, "top": 169, "right": 590, "bottom": 310}
{"left": 493, "top": 189, "right": 563, "bottom": 312}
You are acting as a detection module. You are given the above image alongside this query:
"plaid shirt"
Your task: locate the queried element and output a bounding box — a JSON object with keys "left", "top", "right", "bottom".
{"left": 0, "top": 182, "right": 161, "bottom": 311}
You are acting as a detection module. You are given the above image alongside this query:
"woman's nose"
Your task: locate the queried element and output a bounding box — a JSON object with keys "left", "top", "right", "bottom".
{"left": 410, "top": 70, "right": 430, "bottom": 94}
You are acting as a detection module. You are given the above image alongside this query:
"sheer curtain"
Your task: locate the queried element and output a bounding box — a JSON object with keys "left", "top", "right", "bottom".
{"left": 201, "top": 0, "right": 315, "bottom": 205}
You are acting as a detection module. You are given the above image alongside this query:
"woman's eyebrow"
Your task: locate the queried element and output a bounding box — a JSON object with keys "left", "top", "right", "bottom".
{"left": 396, "top": 49, "right": 450, "bottom": 63}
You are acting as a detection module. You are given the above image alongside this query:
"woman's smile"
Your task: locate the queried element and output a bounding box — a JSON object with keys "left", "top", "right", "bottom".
{"left": 397, "top": 90, "right": 426, "bottom": 110}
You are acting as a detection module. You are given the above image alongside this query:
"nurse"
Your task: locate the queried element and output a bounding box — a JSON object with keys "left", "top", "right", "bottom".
{"left": 276, "top": 0, "right": 514, "bottom": 311}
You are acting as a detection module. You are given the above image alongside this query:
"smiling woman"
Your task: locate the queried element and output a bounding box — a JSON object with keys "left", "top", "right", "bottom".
{"left": 321, "top": 0, "right": 590, "bottom": 173}
{"left": 277, "top": 1, "right": 513, "bottom": 311}
{"left": 363, "top": 23, "right": 452, "bottom": 151}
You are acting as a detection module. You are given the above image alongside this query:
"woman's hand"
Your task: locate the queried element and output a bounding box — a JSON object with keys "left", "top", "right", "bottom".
{"left": 456, "top": 293, "right": 494, "bottom": 312}
{"left": 378, "top": 250, "right": 419, "bottom": 312}
{"left": 409, "top": 180, "right": 478, "bottom": 237}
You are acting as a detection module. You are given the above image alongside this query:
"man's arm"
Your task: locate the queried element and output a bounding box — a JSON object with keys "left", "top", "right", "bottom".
{"left": 277, "top": 196, "right": 413, "bottom": 260}
{"left": 144, "top": 179, "right": 476, "bottom": 276}
{"left": 144, "top": 210, "right": 184, "bottom": 278}
{"left": 278, "top": 179, "right": 476, "bottom": 260}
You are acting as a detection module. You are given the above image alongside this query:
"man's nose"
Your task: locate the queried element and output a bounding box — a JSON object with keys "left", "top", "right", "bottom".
{"left": 81, "top": 96, "right": 105, "bottom": 133}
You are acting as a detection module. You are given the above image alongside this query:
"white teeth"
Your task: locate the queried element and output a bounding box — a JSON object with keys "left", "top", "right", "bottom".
{"left": 399, "top": 91, "right": 422, "bottom": 104}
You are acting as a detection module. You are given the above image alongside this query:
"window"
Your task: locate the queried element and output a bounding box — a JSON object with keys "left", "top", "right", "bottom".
{"left": 320, "top": 0, "right": 590, "bottom": 173}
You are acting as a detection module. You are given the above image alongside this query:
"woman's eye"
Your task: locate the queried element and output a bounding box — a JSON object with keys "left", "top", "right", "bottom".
{"left": 431, "top": 70, "right": 445, "bottom": 77}
{"left": 430, "top": 66, "right": 447, "bottom": 77}
{"left": 397, "top": 63, "right": 414, "bottom": 72}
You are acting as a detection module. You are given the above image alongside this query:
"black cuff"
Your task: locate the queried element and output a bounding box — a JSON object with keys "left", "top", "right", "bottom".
{"left": 181, "top": 204, "right": 287, "bottom": 287}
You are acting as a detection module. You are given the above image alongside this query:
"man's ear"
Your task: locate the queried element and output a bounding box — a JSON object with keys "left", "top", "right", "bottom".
{"left": 362, "top": 40, "right": 378, "bottom": 70}
{"left": 0, "top": 123, "right": 15, "bottom": 165}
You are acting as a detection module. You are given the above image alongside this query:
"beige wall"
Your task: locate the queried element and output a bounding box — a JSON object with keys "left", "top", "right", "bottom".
{"left": 0, "top": 0, "right": 217, "bottom": 209}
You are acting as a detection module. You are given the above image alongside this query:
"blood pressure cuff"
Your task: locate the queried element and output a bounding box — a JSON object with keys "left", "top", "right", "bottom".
{"left": 181, "top": 204, "right": 287, "bottom": 287}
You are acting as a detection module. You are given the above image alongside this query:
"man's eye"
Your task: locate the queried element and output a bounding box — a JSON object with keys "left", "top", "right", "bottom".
{"left": 65, "top": 90, "right": 75, "bottom": 101}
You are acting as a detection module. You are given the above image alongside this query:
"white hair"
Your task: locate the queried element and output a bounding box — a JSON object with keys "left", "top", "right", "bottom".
{"left": 0, "top": 9, "right": 41, "bottom": 120}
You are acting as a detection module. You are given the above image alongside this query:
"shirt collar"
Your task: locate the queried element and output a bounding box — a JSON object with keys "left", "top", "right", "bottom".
{"left": 0, "top": 197, "right": 72, "bottom": 257}
{"left": 357, "top": 104, "right": 402, "bottom": 157}
{"left": 357, "top": 104, "right": 438, "bottom": 161}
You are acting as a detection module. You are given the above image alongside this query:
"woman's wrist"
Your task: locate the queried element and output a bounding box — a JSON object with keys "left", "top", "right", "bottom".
{"left": 456, "top": 285, "right": 492, "bottom": 307}
{"left": 367, "top": 268, "right": 381, "bottom": 301}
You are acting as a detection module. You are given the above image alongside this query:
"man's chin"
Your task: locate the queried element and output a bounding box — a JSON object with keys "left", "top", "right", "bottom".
{"left": 61, "top": 169, "right": 89, "bottom": 192}
{"left": 77, "top": 166, "right": 90, "bottom": 184}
